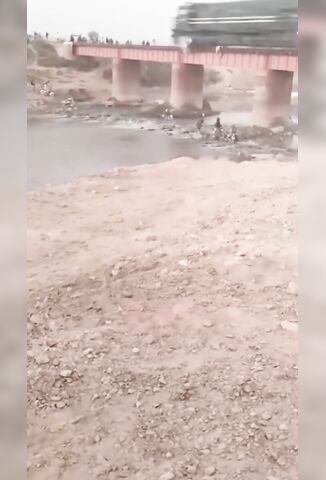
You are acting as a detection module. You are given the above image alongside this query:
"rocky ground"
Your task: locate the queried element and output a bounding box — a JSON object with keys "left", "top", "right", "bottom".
{"left": 28, "top": 157, "right": 297, "bottom": 480}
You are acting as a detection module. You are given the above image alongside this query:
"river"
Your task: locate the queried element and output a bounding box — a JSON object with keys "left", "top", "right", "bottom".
{"left": 28, "top": 117, "right": 208, "bottom": 190}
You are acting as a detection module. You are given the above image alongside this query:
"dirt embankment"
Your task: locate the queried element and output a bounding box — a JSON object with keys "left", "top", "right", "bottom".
{"left": 28, "top": 157, "right": 297, "bottom": 480}
{"left": 27, "top": 41, "right": 110, "bottom": 113}
{"left": 28, "top": 39, "right": 100, "bottom": 71}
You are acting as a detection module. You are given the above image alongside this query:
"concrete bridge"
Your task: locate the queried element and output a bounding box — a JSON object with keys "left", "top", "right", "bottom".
{"left": 61, "top": 42, "right": 298, "bottom": 126}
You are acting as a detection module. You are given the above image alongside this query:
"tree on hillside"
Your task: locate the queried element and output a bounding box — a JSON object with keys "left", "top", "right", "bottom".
{"left": 88, "top": 31, "right": 99, "bottom": 43}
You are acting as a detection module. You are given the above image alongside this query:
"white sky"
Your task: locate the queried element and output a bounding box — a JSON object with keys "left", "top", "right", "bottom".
{"left": 27, "top": 0, "right": 194, "bottom": 43}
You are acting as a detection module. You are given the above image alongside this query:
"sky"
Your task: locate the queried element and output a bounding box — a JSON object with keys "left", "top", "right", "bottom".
{"left": 27, "top": 0, "right": 193, "bottom": 43}
{"left": 27, "top": 0, "right": 236, "bottom": 43}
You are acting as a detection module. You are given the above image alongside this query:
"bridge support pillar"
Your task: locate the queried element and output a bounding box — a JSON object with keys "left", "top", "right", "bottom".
{"left": 112, "top": 59, "right": 141, "bottom": 102}
{"left": 57, "top": 42, "right": 74, "bottom": 61}
{"left": 254, "top": 69, "right": 294, "bottom": 126}
{"left": 170, "top": 63, "right": 204, "bottom": 110}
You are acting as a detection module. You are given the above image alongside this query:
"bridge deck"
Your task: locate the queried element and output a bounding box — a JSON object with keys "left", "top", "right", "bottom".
{"left": 73, "top": 43, "right": 298, "bottom": 72}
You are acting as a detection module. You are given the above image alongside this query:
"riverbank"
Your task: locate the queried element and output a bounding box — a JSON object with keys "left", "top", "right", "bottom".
{"left": 28, "top": 114, "right": 297, "bottom": 191}
{"left": 28, "top": 156, "right": 297, "bottom": 480}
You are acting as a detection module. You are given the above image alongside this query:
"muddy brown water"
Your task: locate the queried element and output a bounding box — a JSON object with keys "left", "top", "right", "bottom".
{"left": 28, "top": 117, "right": 209, "bottom": 190}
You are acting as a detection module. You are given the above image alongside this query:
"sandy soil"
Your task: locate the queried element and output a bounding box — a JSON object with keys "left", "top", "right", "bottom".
{"left": 28, "top": 157, "right": 297, "bottom": 480}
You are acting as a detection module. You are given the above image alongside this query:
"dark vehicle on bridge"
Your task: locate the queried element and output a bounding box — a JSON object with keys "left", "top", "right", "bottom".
{"left": 172, "top": 0, "right": 298, "bottom": 50}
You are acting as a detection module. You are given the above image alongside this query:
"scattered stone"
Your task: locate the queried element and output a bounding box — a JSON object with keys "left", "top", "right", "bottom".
{"left": 187, "top": 465, "right": 198, "bottom": 474}
{"left": 111, "top": 264, "right": 122, "bottom": 277}
{"left": 227, "top": 344, "right": 237, "bottom": 352}
{"left": 158, "top": 376, "right": 166, "bottom": 385}
{"left": 160, "top": 472, "right": 175, "bottom": 480}
{"left": 178, "top": 259, "right": 189, "bottom": 267}
{"left": 35, "top": 354, "right": 50, "bottom": 365}
{"left": 236, "top": 249, "right": 247, "bottom": 258}
{"left": 278, "top": 423, "right": 288, "bottom": 431}
{"left": 62, "top": 97, "right": 74, "bottom": 106}
{"left": 71, "top": 416, "right": 83, "bottom": 425}
{"left": 122, "top": 289, "right": 133, "bottom": 298}
{"left": 286, "top": 281, "right": 298, "bottom": 295}
{"left": 204, "top": 320, "right": 214, "bottom": 328}
{"left": 51, "top": 396, "right": 61, "bottom": 402}
{"left": 136, "top": 220, "right": 147, "bottom": 230}
{"left": 205, "top": 466, "right": 216, "bottom": 476}
{"left": 237, "top": 452, "right": 246, "bottom": 461}
{"left": 114, "top": 185, "right": 125, "bottom": 192}
{"left": 60, "top": 369, "right": 73, "bottom": 378}
{"left": 132, "top": 347, "right": 140, "bottom": 354}
{"left": 30, "top": 314, "right": 42, "bottom": 325}
{"left": 277, "top": 456, "right": 287, "bottom": 467}
{"left": 165, "top": 452, "right": 173, "bottom": 459}
{"left": 262, "top": 412, "right": 273, "bottom": 421}
{"left": 56, "top": 401, "right": 66, "bottom": 409}
{"left": 280, "top": 320, "right": 298, "bottom": 333}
